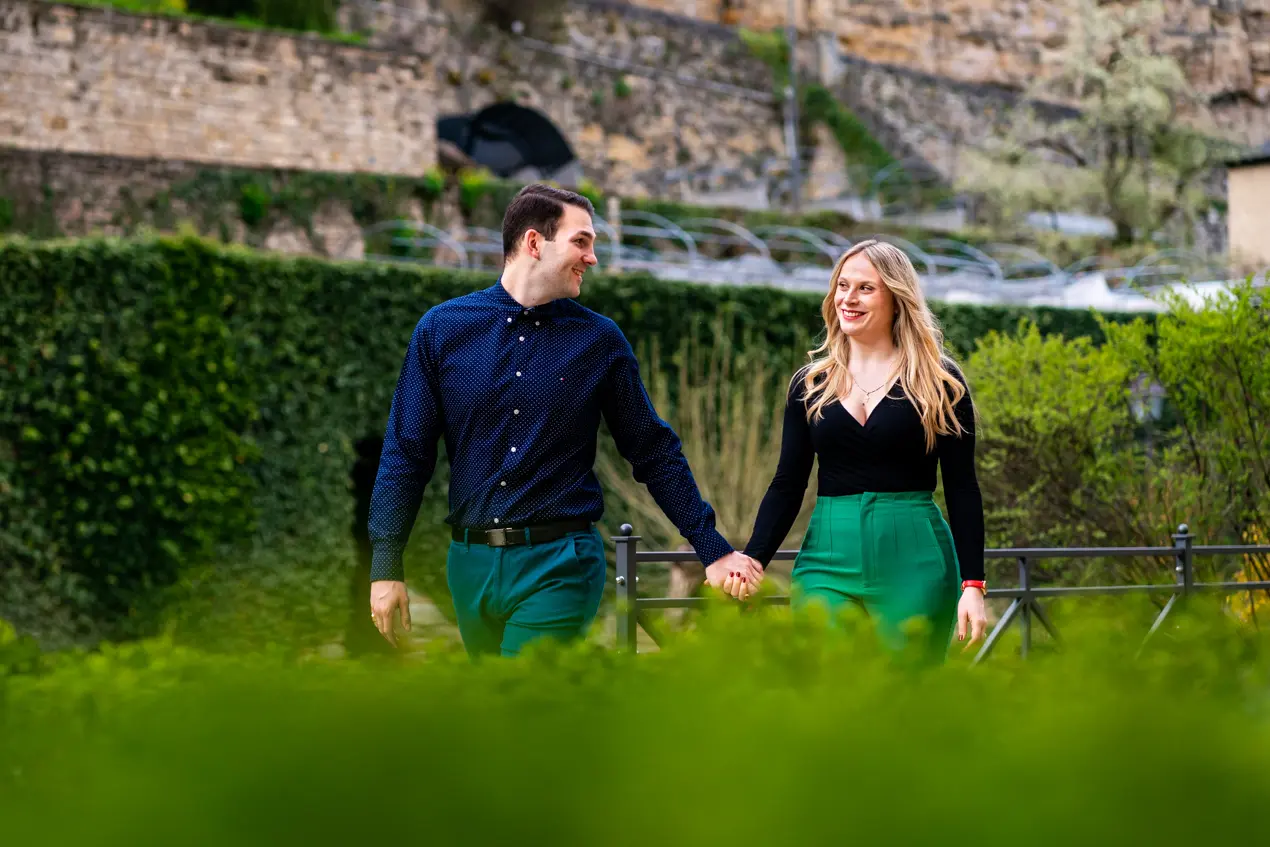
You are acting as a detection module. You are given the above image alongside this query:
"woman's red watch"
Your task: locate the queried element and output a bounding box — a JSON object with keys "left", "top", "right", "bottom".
{"left": 961, "top": 580, "right": 987, "bottom": 593}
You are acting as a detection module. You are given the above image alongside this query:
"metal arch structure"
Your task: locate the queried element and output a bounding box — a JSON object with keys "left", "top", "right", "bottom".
{"left": 588, "top": 216, "right": 623, "bottom": 270}
{"left": 796, "top": 226, "right": 854, "bottom": 251}
{"left": 1126, "top": 248, "right": 1230, "bottom": 287}
{"left": 748, "top": 225, "right": 842, "bottom": 264}
{"left": 609, "top": 210, "right": 700, "bottom": 264}
{"left": 921, "top": 238, "right": 1005, "bottom": 283}
{"left": 675, "top": 217, "right": 772, "bottom": 261}
{"left": 356, "top": 218, "right": 1265, "bottom": 312}
{"left": 862, "top": 234, "right": 938, "bottom": 277}
{"left": 982, "top": 243, "right": 1064, "bottom": 283}
{"left": 1061, "top": 253, "right": 1122, "bottom": 280}
{"left": 360, "top": 220, "right": 471, "bottom": 268}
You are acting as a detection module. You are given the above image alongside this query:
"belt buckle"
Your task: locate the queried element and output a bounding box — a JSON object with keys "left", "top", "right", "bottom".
{"left": 486, "top": 527, "right": 509, "bottom": 547}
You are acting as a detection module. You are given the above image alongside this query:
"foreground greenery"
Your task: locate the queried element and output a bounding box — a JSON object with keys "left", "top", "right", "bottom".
{"left": 1, "top": 599, "right": 1268, "bottom": 845}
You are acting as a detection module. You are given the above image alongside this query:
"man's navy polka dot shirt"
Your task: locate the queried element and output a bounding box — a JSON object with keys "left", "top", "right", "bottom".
{"left": 367, "top": 281, "right": 734, "bottom": 582}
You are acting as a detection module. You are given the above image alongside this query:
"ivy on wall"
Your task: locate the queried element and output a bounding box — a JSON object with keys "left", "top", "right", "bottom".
{"left": 737, "top": 28, "right": 896, "bottom": 178}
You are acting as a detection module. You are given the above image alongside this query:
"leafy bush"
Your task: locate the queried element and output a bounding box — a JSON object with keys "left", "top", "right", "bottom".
{"left": 0, "top": 234, "right": 1148, "bottom": 641}
{"left": 184, "top": 0, "right": 255, "bottom": 17}
{"left": 0, "top": 238, "right": 259, "bottom": 624}
{"left": 255, "top": 0, "right": 338, "bottom": 33}
{"left": 1, "top": 602, "right": 1269, "bottom": 845}
{"left": 965, "top": 277, "right": 1270, "bottom": 588}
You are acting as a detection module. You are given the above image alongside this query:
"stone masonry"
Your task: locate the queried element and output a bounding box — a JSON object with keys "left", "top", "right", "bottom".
{"left": 0, "top": 1, "right": 435, "bottom": 174}
{"left": 343, "top": 0, "right": 785, "bottom": 197}
{"left": 632, "top": 0, "right": 1270, "bottom": 145}
{"left": 0, "top": 0, "right": 787, "bottom": 198}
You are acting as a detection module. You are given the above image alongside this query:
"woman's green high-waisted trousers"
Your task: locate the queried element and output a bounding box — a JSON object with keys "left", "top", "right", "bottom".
{"left": 792, "top": 491, "right": 961, "bottom": 661}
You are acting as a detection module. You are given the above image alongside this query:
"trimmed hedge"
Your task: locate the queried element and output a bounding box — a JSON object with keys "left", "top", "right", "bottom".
{"left": 0, "top": 234, "right": 1150, "bottom": 628}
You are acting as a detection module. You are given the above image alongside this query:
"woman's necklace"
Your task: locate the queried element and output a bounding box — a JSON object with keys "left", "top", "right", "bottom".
{"left": 850, "top": 360, "right": 898, "bottom": 400}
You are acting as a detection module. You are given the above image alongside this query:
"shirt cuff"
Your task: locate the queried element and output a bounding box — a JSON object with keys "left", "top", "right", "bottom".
{"left": 691, "top": 528, "right": 734, "bottom": 568}
{"left": 370, "top": 544, "right": 406, "bottom": 582}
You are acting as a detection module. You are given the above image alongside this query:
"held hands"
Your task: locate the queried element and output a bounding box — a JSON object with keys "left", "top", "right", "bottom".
{"left": 704, "top": 550, "right": 764, "bottom": 602}
{"left": 370, "top": 580, "right": 412, "bottom": 646}
{"left": 957, "top": 586, "right": 987, "bottom": 650}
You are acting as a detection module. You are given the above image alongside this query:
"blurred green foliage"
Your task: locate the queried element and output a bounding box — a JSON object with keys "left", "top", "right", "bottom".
{"left": 1, "top": 598, "right": 1269, "bottom": 845}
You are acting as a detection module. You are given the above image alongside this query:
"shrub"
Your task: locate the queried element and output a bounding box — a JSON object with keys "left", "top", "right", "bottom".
{"left": 256, "top": 0, "right": 338, "bottom": 32}
{"left": 1, "top": 603, "right": 1269, "bottom": 845}
{"left": 0, "top": 238, "right": 259, "bottom": 625}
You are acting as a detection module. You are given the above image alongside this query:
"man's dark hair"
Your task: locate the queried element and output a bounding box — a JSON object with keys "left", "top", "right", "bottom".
{"left": 501, "top": 184, "right": 596, "bottom": 259}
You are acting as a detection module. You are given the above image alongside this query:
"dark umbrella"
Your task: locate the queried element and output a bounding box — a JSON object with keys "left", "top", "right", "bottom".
{"left": 436, "top": 102, "right": 577, "bottom": 178}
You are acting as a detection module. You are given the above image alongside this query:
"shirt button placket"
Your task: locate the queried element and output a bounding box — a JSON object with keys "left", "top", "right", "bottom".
{"left": 508, "top": 308, "right": 528, "bottom": 513}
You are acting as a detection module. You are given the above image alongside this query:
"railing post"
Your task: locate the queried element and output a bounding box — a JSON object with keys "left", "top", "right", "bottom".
{"left": 613, "top": 523, "right": 640, "bottom": 654}
{"left": 1173, "top": 523, "right": 1194, "bottom": 596}
{"left": 1018, "top": 556, "right": 1032, "bottom": 659}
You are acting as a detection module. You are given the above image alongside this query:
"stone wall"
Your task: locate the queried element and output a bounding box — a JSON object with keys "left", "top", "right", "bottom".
{"left": 827, "top": 54, "right": 1081, "bottom": 183}
{"left": 0, "top": 0, "right": 787, "bottom": 200}
{"left": 0, "top": 147, "right": 395, "bottom": 256}
{"left": 0, "top": 1, "right": 436, "bottom": 174}
{"left": 344, "top": 0, "right": 785, "bottom": 197}
{"left": 629, "top": 0, "right": 1270, "bottom": 145}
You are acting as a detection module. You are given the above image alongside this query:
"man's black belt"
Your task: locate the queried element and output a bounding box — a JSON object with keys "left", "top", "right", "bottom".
{"left": 452, "top": 518, "right": 592, "bottom": 548}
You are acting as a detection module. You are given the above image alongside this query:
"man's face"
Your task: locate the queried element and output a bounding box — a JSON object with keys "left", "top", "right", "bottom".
{"left": 535, "top": 204, "right": 598, "bottom": 299}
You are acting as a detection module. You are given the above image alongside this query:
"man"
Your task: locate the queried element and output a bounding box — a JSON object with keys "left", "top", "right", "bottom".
{"left": 368, "top": 184, "right": 763, "bottom": 656}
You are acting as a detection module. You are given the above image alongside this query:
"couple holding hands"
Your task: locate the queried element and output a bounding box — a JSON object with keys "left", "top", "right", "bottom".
{"left": 368, "top": 184, "right": 988, "bottom": 662}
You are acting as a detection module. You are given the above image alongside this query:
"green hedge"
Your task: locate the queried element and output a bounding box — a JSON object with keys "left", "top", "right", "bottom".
{"left": 0, "top": 234, "right": 1151, "bottom": 630}
{"left": 3, "top": 603, "right": 1269, "bottom": 845}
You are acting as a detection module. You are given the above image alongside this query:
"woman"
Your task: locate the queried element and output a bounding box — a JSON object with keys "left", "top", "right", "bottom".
{"left": 725, "top": 239, "right": 988, "bottom": 660}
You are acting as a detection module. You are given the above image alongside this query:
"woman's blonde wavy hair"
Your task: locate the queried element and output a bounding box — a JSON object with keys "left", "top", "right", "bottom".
{"left": 799, "top": 239, "right": 968, "bottom": 452}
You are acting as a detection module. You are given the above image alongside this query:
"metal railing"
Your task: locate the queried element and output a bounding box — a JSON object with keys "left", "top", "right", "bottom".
{"left": 610, "top": 523, "right": 1270, "bottom": 663}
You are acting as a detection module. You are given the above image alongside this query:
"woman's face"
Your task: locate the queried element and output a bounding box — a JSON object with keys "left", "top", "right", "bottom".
{"left": 833, "top": 252, "right": 896, "bottom": 341}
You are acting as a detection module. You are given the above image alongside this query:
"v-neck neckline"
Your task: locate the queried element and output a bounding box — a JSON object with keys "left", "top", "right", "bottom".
{"left": 839, "top": 381, "right": 903, "bottom": 429}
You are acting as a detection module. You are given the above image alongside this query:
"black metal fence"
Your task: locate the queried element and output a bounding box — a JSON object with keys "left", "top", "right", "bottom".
{"left": 611, "top": 523, "right": 1270, "bottom": 662}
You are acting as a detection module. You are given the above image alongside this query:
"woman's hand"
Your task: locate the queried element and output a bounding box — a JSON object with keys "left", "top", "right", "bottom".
{"left": 720, "top": 570, "right": 755, "bottom": 601}
{"left": 957, "top": 586, "right": 988, "bottom": 649}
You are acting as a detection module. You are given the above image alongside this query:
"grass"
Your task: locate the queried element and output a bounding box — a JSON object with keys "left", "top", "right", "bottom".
{"left": 1, "top": 594, "right": 1268, "bottom": 845}
{"left": 63, "top": 0, "right": 367, "bottom": 45}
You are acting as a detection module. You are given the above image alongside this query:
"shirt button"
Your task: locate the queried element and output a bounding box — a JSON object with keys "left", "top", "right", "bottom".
{"left": 501, "top": 481, "right": 507, "bottom": 487}
{"left": 510, "top": 447, "right": 517, "bottom": 453}
{"left": 519, "top": 336, "right": 525, "bottom": 342}
{"left": 494, "top": 518, "right": 500, "bottom": 524}
{"left": 516, "top": 371, "right": 521, "bottom": 377}
{"left": 514, "top": 409, "right": 519, "bottom": 415}
{"left": 535, "top": 321, "right": 540, "bottom": 326}
{"left": 506, "top": 317, "right": 512, "bottom": 323}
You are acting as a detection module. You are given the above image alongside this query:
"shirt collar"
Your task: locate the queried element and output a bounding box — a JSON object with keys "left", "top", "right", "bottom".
{"left": 485, "top": 279, "right": 568, "bottom": 316}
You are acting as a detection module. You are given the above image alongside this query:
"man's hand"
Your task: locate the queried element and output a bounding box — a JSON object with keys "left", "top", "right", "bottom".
{"left": 370, "top": 580, "right": 412, "bottom": 646}
{"left": 704, "top": 551, "right": 763, "bottom": 601}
